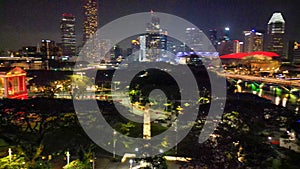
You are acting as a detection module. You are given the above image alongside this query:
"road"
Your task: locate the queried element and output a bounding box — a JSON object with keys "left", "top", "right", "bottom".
{"left": 53, "top": 91, "right": 170, "bottom": 122}
{"left": 114, "top": 92, "right": 169, "bottom": 121}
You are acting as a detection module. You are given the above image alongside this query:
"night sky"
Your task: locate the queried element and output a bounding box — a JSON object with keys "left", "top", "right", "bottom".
{"left": 1, "top": 0, "right": 300, "bottom": 50}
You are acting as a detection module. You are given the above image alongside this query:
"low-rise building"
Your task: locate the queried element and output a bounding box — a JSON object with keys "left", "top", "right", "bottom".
{"left": 0, "top": 67, "right": 28, "bottom": 99}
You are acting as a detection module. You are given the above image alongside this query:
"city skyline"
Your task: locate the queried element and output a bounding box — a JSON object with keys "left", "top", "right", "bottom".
{"left": 1, "top": 2, "right": 300, "bottom": 168}
{"left": 0, "top": 0, "right": 300, "bottom": 50}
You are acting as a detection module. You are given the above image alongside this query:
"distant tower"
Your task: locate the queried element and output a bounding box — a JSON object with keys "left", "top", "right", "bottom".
{"left": 288, "top": 40, "right": 300, "bottom": 64}
{"left": 41, "top": 39, "right": 55, "bottom": 59}
{"left": 224, "top": 27, "right": 230, "bottom": 40}
{"left": 266, "top": 12, "right": 285, "bottom": 58}
{"left": 243, "top": 29, "right": 263, "bottom": 52}
{"left": 60, "top": 13, "right": 76, "bottom": 56}
{"left": 36, "top": 43, "right": 41, "bottom": 53}
{"left": 145, "top": 10, "right": 167, "bottom": 61}
{"left": 209, "top": 29, "right": 218, "bottom": 49}
{"left": 233, "top": 40, "right": 244, "bottom": 53}
{"left": 217, "top": 27, "right": 233, "bottom": 55}
{"left": 185, "top": 27, "right": 204, "bottom": 52}
{"left": 82, "top": 0, "right": 98, "bottom": 44}
{"left": 146, "top": 10, "right": 161, "bottom": 34}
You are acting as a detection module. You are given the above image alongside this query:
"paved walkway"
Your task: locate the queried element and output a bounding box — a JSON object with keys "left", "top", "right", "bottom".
{"left": 95, "top": 157, "right": 182, "bottom": 169}
{"left": 95, "top": 158, "right": 128, "bottom": 169}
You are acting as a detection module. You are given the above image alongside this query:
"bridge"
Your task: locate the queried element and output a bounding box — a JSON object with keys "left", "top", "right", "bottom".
{"left": 223, "top": 73, "right": 300, "bottom": 109}
{"left": 223, "top": 73, "right": 300, "bottom": 88}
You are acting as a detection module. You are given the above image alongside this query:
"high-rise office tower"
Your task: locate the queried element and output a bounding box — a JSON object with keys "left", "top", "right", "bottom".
{"left": 209, "top": 29, "right": 218, "bottom": 49}
{"left": 243, "top": 30, "right": 263, "bottom": 53}
{"left": 41, "top": 39, "right": 56, "bottom": 59}
{"left": 217, "top": 27, "right": 233, "bottom": 55}
{"left": 223, "top": 27, "right": 230, "bottom": 40}
{"left": 185, "top": 27, "right": 204, "bottom": 52}
{"left": 146, "top": 10, "right": 161, "bottom": 34}
{"left": 266, "top": 12, "right": 285, "bottom": 58}
{"left": 145, "top": 11, "right": 167, "bottom": 61}
{"left": 60, "top": 13, "right": 76, "bottom": 57}
{"left": 288, "top": 40, "right": 300, "bottom": 64}
{"left": 82, "top": 0, "right": 98, "bottom": 44}
{"left": 217, "top": 40, "right": 233, "bottom": 56}
{"left": 233, "top": 40, "right": 244, "bottom": 53}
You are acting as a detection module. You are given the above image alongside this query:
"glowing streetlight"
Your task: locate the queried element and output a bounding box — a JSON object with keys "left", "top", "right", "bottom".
{"left": 8, "top": 148, "right": 12, "bottom": 164}
{"left": 129, "top": 159, "right": 133, "bottom": 169}
{"left": 90, "top": 152, "right": 95, "bottom": 169}
{"left": 113, "top": 130, "right": 117, "bottom": 159}
{"left": 66, "top": 151, "right": 70, "bottom": 165}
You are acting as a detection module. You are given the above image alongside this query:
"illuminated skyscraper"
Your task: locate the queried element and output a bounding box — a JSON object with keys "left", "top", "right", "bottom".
{"left": 146, "top": 10, "right": 161, "bottom": 34}
{"left": 233, "top": 40, "right": 244, "bottom": 53}
{"left": 217, "top": 27, "right": 233, "bottom": 55}
{"left": 82, "top": 0, "right": 98, "bottom": 44}
{"left": 41, "top": 39, "right": 56, "bottom": 59}
{"left": 243, "top": 30, "right": 263, "bottom": 52}
{"left": 60, "top": 13, "right": 76, "bottom": 56}
{"left": 185, "top": 27, "right": 204, "bottom": 52}
{"left": 266, "top": 12, "right": 285, "bottom": 58}
{"left": 288, "top": 40, "right": 300, "bottom": 64}
{"left": 209, "top": 29, "right": 218, "bottom": 49}
{"left": 146, "top": 11, "right": 167, "bottom": 61}
{"left": 224, "top": 27, "right": 230, "bottom": 40}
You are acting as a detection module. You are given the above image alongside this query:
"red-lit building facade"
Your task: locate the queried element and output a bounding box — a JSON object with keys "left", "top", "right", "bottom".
{"left": 220, "top": 51, "right": 281, "bottom": 75}
{"left": 0, "top": 67, "right": 28, "bottom": 99}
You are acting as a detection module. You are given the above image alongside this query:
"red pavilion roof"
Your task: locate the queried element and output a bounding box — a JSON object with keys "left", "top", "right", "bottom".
{"left": 220, "top": 51, "right": 279, "bottom": 59}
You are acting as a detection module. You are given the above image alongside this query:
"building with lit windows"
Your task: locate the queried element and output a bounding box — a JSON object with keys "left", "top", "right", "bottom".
{"left": 266, "top": 12, "right": 285, "bottom": 58}
{"left": 145, "top": 11, "right": 167, "bottom": 61}
{"left": 22, "top": 46, "right": 38, "bottom": 57}
{"left": 82, "top": 0, "right": 98, "bottom": 44}
{"left": 146, "top": 10, "right": 161, "bottom": 34}
{"left": 224, "top": 27, "right": 230, "bottom": 40}
{"left": 209, "top": 29, "right": 218, "bottom": 50}
{"left": 41, "top": 39, "right": 56, "bottom": 59}
{"left": 217, "top": 27, "right": 233, "bottom": 55}
{"left": 243, "top": 30, "right": 264, "bottom": 53}
{"left": 0, "top": 67, "right": 28, "bottom": 99}
{"left": 60, "top": 13, "right": 76, "bottom": 57}
{"left": 217, "top": 40, "right": 233, "bottom": 56}
{"left": 288, "top": 40, "right": 300, "bottom": 64}
{"left": 233, "top": 40, "right": 244, "bottom": 53}
{"left": 185, "top": 28, "right": 204, "bottom": 52}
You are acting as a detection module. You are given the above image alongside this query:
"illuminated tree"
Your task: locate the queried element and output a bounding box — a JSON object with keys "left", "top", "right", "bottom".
{"left": 0, "top": 99, "right": 78, "bottom": 167}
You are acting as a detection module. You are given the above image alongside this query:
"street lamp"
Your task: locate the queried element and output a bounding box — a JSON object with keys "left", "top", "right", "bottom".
{"left": 113, "top": 130, "right": 117, "bottom": 159}
{"left": 174, "top": 119, "right": 178, "bottom": 157}
{"left": 89, "top": 152, "right": 95, "bottom": 169}
{"left": 268, "top": 136, "right": 272, "bottom": 142}
{"left": 129, "top": 159, "right": 133, "bottom": 169}
{"left": 66, "top": 151, "right": 70, "bottom": 165}
{"left": 8, "top": 148, "right": 12, "bottom": 165}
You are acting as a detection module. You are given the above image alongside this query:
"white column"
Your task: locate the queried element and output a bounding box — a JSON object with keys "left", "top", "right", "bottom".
{"left": 143, "top": 103, "right": 151, "bottom": 140}
{"left": 66, "top": 151, "right": 70, "bottom": 165}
